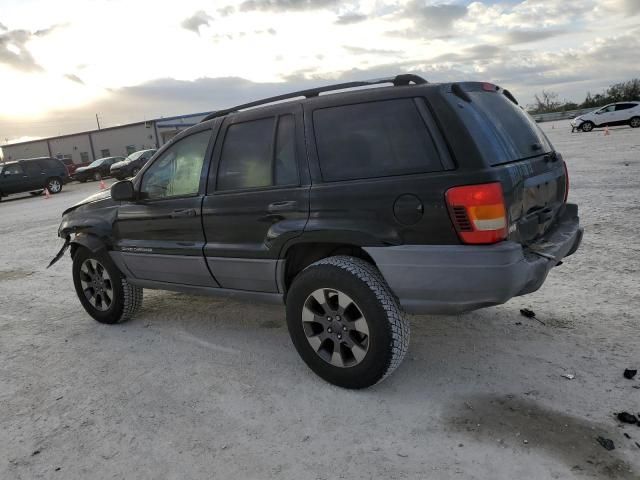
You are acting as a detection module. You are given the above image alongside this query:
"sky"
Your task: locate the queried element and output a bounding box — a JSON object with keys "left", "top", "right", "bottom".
{"left": 1, "top": 0, "right": 639, "bottom": 143}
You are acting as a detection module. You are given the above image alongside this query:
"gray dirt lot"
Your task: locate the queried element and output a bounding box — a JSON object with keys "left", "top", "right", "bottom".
{"left": 1, "top": 120, "right": 639, "bottom": 479}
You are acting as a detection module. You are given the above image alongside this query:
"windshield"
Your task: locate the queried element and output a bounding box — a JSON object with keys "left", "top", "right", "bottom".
{"left": 88, "top": 158, "right": 105, "bottom": 167}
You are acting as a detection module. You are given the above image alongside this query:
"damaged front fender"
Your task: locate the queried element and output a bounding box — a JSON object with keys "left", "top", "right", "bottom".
{"left": 48, "top": 193, "right": 119, "bottom": 268}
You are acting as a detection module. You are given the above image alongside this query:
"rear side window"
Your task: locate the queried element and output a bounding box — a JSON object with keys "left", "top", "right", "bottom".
{"left": 23, "top": 161, "right": 43, "bottom": 176}
{"left": 457, "top": 91, "right": 553, "bottom": 165}
{"left": 43, "top": 159, "right": 62, "bottom": 169}
{"left": 615, "top": 103, "right": 635, "bottom": 111}
{"left": 216, "top": 115, "right": 298, "bottom": 191}
{"left": 313, "top": 99, "right": 442, "bottom": 181}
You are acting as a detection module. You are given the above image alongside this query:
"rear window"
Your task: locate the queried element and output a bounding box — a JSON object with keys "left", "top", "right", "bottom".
{"left": 457, "top": 90, "right": 553, "bottom": 165}
{"left": 313, "top": 99, "right": 443, "bottom": 182}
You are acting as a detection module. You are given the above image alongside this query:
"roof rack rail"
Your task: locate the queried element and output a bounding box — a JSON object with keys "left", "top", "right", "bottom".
{"left": 200, "top": 74, "right": 427, "bottom": 122}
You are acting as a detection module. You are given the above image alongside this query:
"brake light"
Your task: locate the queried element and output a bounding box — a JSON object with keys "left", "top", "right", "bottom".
{"left": 563, "top": 161, "right": 569, "bottom": 202}
{"left": 445, "top": 182, "right": 507, "bottom": 244}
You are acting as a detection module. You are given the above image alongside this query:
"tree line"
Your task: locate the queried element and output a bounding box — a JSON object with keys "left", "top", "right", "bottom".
{"left": 527, "top": 79, "right": 640, "bottom": 114}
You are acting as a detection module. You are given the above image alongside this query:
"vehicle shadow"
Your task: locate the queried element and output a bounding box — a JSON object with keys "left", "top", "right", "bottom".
{"left": 444, "top": 394, "right": 636, "bottom": 479}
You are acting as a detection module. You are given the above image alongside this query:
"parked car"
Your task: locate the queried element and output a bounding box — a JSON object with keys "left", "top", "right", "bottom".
{"left": 571, "top": 101, "right": 640, "bottom": 132}
{"left": 0, "top": 157, "right": 68, "bottom": 201}
{"left": 110, "top": 149, "right": 157, "bottom": 180}
{"left": 74, "top": 156, "right": 125, "bottom": 182}
{"left": 59, "top": 157, "right": 91, "bottom": 177}
{"left": 51, "top": 75, "right": 582, "bottom": 388}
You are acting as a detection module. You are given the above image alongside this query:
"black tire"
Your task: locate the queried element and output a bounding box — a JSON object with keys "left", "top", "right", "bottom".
{"left": 78, "top": 177, "right": 87, "bottom": 183}
{"left": 30, "top": 190, "right": 44, "bottom": 196}
{"left": 286, "top": 256, "right": 409, "bottom": 389}
{"left": 580, "top": 121, "right": 594, "bottom": 132}
{"left": 45, "top": 177, "right": 63, "bottom": 194}
{"left": 630, "top": 116, "right": 640, "bottom": 128}
{"left": 72, "top": 247, "right": 143, "bottom": 324}
{"left": 93, "top": 172, "right": 102, "bottom": 181}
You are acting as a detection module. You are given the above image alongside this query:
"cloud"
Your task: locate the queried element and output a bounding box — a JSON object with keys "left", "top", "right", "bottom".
{"left": 343, "top": 45, "right": 402, "bottom": 56}
{"left": 240, "top": 0, "right": 339, "bottom": 12}
{"left": 64, "top": 73, "right": 84, "bottom": 84}
{"left": 335, "top": 13, "right": 367, "bottom": 25}
{"left": 217, "top": 5, "right": 236, "bottom": 16}
{"left": 0, "top": 29, "right": 43, "bottom": 72}
{"left": 404, "top": 2, "right": 468, "bottom": 31}
{"left": 34, "top": 23, "right": 67, "bottom": 37}
{"left": 180, "top": 10, "right": 213, "bottom": 34}
{"left": 504, "top": 28, "right": 569, "bottom": 44}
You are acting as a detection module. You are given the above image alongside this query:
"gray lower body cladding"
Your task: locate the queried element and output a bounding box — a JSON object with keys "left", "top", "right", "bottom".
{"left": 365, "top": 204, "right": 583, "bottom": 315}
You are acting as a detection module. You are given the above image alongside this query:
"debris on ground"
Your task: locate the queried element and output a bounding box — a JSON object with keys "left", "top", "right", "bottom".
{"left": 616, "top": 412, "right": 638, "bottom": 424}
{"left": 623, "top": 369, "right": 637, "bottom": 380}
{"left": 596, "top": 436, "right": 615, "bottom": 451}
{"left": 519, "top": 308, "right": 545, "bottom": 325}
{"left": 520, "top": 308, "right": 535, "bottom": 318}
{"left": 624, "top": 433, "right": 631, "bottom": 439}
{"left": 562, "top": 373, "right": 576, "bottom": 380}
{"left": 31, "top": 450, "right": 40, "bottom": 456}
{"left": 397, "top": 453, "right": 409, "bottom": 458}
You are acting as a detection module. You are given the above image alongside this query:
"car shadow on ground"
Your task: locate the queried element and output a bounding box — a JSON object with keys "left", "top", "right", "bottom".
{"left": 444, "top": 394, "right": 636, "bottom": 479}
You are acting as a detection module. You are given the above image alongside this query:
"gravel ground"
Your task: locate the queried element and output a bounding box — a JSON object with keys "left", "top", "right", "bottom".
{"left": 1, "top": 121, "right": 639, "bottom": 479}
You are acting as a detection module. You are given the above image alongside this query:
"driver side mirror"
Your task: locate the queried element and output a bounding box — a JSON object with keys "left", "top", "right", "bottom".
{"left": 111, "top": 180, "right": 135, "bottom": 201}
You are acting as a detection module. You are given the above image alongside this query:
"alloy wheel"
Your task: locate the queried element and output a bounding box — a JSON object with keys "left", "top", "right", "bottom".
{"left": 301, "top": 288, "right": 370, "bottom": 368}
{"left": 47, "top": 179, "right": 61, "bottom": 193}
{"left": 79, "top": 259, "right": 114, "bottom": 311}
{"left": 631, "top": 118, "right": 640, "bottom": 128}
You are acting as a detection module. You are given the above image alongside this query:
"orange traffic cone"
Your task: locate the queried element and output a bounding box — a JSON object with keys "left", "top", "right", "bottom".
{"left": 604, "top": 125, "right": 610, "bottom": 136}
{"left": 99, "top": 179, "right": 107, "bottom": 190}
{"left": 44, "top": 188, "right": 51, "bottom": 199}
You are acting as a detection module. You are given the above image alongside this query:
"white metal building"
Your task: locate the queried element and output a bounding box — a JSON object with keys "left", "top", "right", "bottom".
{"left": 0, "top": 111, "right": 212, "bottom": 164}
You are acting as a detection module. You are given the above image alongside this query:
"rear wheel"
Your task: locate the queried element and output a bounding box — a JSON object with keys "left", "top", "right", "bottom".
{"left": 93, "top": 172, "right": 102, "bottom": 181}
{"left": 630, "top": 117, "right": 640, "bottom": 128}
{"left": 72, "top": 247, "right": 143, "bottom": 324}
{"left": 46, "top": 177, "right": 62, "bottom": 194}
{"left": 580, "top": 121, "right": 594, "bottom": 132}
{"left": 286, "top": 256, "right": 409, "bottom": 389}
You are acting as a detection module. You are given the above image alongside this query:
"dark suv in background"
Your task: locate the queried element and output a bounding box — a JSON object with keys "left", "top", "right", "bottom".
{"left": 52, "top": 75, "right": 582, "bottom": 388}
{"left": 110, "top": 149, "right": 157, "bottom": 180}
{"left": 0, "top": 157, "right": 68, "bottom": 201}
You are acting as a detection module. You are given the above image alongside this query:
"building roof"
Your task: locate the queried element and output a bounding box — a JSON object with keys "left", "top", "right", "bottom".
{"left": 2, "top": 111, "right": 214, "bottom": 148}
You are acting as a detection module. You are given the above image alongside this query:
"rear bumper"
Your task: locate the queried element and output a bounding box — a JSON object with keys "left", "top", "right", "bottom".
{"left": 365, "top": 203, "right": 583, "bottom": 315}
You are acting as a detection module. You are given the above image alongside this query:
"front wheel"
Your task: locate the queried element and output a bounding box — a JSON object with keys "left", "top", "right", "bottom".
{"left": 580, "top": 121, "right": 594, "bottom": 132}
{"left": 286, "top": 256, "right": 410, "bottom": 389}
{"left": 46, "top": 177, "right": 62, "bottom": 194}
{"left": 630, "top": 117, "right": 640, "bottom": 128}
{"left": 72, "top": 247, "right": 143, "bottom": 324}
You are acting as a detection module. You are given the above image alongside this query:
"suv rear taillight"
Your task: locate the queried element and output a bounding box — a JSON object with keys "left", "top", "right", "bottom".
{"left": 445, "top": 182, "right": 507, "bottom": 244}
{"left": 563, "top": 161, "right": 569, "bottom": 202}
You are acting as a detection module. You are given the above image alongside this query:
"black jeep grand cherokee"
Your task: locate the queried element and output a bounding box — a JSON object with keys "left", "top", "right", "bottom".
{"left": 51, "top": 75, "right": 582, "bottom": 389}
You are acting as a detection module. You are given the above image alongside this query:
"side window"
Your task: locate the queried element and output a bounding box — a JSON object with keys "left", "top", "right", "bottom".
{"left": 23, "top": 161, "right": 43, "bottom": 176}
{"left": 140, "top": 130, "right": 211, "bottom": 200}
{"left": 216, "top": 115, "right": 298, "bottom": 191}
{"left": 3, "top": 164, "right": 23, "bottom": 175}
{"left": 313, "top": 99, "right": 443, "bottom": 182}
{"left": 615, "top": 104, "right": 633, "bottom": 111}
{"left": 43, "top": 159, "right": 61, "bottom": 169}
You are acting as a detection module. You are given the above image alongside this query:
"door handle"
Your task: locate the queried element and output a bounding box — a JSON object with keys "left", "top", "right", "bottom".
{"left": 171, "top": 208, "right": 197, "bottom": 218}
{"left": 268, "top": 201, "right": 298, "bottom": 213}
